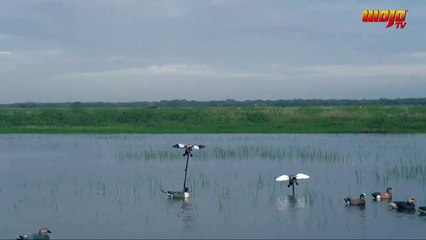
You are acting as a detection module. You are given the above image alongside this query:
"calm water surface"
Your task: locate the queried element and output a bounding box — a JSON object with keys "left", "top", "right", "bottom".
{"left": 0, "top": 134, "right": 425, "bottom": 238}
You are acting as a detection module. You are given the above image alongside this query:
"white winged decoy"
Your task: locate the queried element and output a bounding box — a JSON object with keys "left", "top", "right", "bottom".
{"left": 161, "top": 143, "right": 206, "bottom": 199}
{"left": 173, "top": 143, "right": 206, "bottom": 157}
{"left": 275, "top": 173, "right": 310, "bottom": 195}
{"left": 17, "top": 226, "right": 52, "bottom": 240}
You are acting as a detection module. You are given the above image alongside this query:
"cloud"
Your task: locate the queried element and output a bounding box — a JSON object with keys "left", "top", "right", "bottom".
{"left": 301, "top": 64, "right": 426, "bottom": 78}
{"left": 60, "top": 63, "right": 426, "bottom": 87}
{"left": 63, "top": 64, "right": 273, "bottom": 81}
{"left": 410, "top": 52, "right": 426, "bottom": 58}
{"left": 0, "top": 51, "right": 11, "bottom": 55}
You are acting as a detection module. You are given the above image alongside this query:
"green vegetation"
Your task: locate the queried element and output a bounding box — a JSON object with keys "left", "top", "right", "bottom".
{"left": 0, "top": 105, "right": 425, "bottom": 133}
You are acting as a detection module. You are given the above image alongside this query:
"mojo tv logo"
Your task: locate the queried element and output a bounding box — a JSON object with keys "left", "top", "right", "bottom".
{"left": 362, "top": 10, "right": 407, "bottom": 29}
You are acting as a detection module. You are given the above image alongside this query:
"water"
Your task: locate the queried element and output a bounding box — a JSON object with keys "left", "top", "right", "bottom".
{"left": 0, "top": 134, "right": 425, "bottom": 238}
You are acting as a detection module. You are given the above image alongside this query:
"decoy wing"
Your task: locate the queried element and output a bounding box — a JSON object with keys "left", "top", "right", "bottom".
{"left": 295, "top": 173, "right": 310, "bottom": 180}
{"left": 173, "top": 143, "right": 185, "bottom": 149}
{"left": 193, "top": 145, "right": 206, "bottom": 150}
{"left": 173, "top": 144, "right": 206, "bottom": 149}
{"left": 275, "top": 175, "right": 289, "bottom": 182}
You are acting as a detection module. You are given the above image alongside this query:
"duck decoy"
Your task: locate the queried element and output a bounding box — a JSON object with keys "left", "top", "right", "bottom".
{"left": 371, "top": 187, "right": 392, "bottom": 200}
{"left": 275, "top": 173, "right": 309, "bottom": 195}
{"left": 173, "top": 143, "right": 206, "bottom": 157}
{"left": 389, "top": 197, "right": 416, "bottom": 211}
{"left": 17, "top": 226, "right": 52, "bottom": 240}
{"left": 162, "top": 144, "right": 206, "bottom": 199}
{"left": 161, "top": 187, "right": 190, "bottom": 199}
{"left": 344, "top": 193, "right": 366, "bottom": 206}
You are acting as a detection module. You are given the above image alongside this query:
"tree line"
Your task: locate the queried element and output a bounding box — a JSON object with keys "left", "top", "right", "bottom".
{"left": 0, "top": 97, "right": 425, "bottom": 108}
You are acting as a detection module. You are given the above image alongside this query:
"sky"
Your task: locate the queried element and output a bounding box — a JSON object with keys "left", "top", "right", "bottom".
{"left": 0, "top": 0, "right": 425, "bottom": 103}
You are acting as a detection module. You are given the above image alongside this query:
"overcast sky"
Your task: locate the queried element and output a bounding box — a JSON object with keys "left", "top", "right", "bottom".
{"left": 0, "top": 0, "right": 425, "bottom": 103}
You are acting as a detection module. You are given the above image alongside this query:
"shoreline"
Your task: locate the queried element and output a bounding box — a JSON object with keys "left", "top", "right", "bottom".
{"left": 0, "top": 105, "right": 425, "bottom": 134}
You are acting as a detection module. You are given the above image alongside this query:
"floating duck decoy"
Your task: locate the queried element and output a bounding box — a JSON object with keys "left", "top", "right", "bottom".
{"left": 17, "top": 226, "right": 52, "bottom": 240}
{"left": 275, "top": 173, "right": 310, "bottom": 195}
{"left": 371, "top": 187, "right": 392, "bottom": 200}
{"left": 389, "top": 197, "right": 416, "bottom": 211}
{"left": 161, "top": 187, "right": 190, "bottom": 199}
{"left": 161, "top": 144, "right": 206, "bottom": 199}
{"left": 344, "top": 193, "right": 366, "bottom": 206}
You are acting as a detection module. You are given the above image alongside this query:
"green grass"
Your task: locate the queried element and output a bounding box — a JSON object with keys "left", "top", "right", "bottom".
{"left": 0, "top": 105, "right": 425, "bottom": 133}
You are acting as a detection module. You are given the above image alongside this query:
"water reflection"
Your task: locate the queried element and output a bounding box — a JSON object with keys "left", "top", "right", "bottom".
{"left": 180, "top": 199, "right": 196, "bottom": 232}
{"left": 165, "top": 198, "right": 196, "bottom": 232}
{"left": 276, "top": 195, "right": 309, "bottom": 211}
{"left": 393, "top": 208, "right": 417, "bottom": 215}
{"left": 344, "top": 204, "right": 366, "bottom": 211}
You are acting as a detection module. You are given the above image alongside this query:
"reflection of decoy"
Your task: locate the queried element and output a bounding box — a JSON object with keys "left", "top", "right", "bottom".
{"left": 344, "top": 193, "right": 366, "bottom": 206}
{"left": 173, "top": 143, "right": 206, "bottom": 157}
{"left": 276, "top": 195, "right": 307, "bottom": 211}
{"left": 389, "top": 197, "right": 416, "bottom": 211}
{"left": 17, "top": 226, "right": 52, "bottom": 240}
{"left": 275, "top": 173, "right": 310, "bottom": 195}
{"left": 371, "top": 187, "right": 392, "bottom": 200}
{"left": 180, "top": 199, "right": 195, "bottom": 231}
{"left": 161, "top": 187, "right": 190, "bottom": 199}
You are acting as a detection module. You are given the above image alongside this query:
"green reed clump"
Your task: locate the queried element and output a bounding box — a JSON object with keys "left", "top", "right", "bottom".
{"left": 116, "top": 149, "right": 182, "bottom": 162}
{"left": 381, "top": 164, "right": 426, "bottom": 182}
{"left": 208, "top": 145, "right": 348, "bottom": 164}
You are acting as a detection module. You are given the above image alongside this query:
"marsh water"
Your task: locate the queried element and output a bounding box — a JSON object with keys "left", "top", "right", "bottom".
{"left": 0, "top": 134, "right": 425, "bottom": 239}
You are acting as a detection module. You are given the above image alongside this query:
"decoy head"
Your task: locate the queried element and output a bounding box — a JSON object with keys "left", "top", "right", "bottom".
{"left": 408, "top": 197, "right": 416, "bottom": 203}
{"left": 39, "top": 226, "right": 52, "bottom": 234}
{"left": 386, "top": 187, "right": 393, "bottom": 193}
{"left": 184, "top": 187, "right": 189, "bottom": 193}
{"left": 360, "top": 193, "right": 366, "bottom": 199}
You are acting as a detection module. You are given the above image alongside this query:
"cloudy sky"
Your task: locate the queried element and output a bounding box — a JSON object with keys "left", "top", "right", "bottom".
{"left": 0, "top": 0, "right": 425, "bottom": 103}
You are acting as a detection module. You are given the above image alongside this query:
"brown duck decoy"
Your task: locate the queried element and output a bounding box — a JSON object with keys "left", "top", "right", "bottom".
{"left": 344, "top": 193, "right": 366, "bottom": 206}
{"left": 371, "top": 187, "right": 392, "bottom": 200}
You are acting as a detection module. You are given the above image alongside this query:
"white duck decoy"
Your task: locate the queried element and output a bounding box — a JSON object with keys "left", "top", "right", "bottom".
{"left": 17, "top": 226, "right": 52, "bottom": 240}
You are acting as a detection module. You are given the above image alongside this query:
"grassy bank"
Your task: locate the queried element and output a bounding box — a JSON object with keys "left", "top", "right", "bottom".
{"left": 0, "top": 105, "right": 425, "bottom": 133}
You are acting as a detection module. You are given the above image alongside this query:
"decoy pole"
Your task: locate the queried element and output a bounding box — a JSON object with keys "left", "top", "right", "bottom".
{"left": 292, "top": 184, "right": 295, "bottom": 196}
{"left": 183, "top": 153, "right": 190, "bottom": 191}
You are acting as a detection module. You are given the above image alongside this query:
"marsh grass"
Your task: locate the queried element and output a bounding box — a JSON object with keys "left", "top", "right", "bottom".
{"left": 0, "top": 105, "right": 425, "bottom": 133}
{"left": 115, "top": 144, "right": 349, "bottom": 165}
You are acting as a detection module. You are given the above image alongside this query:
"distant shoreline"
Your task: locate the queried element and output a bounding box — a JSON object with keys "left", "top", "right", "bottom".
{"left": 0, "top": 105, "right": 424, "bottom": 134}
{"left": 1, "top": 98, "right": 425, "bottom": 109}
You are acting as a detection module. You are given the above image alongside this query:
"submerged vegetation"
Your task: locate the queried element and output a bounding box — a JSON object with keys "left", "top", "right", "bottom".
{"left": 0, "top": 105, "right": 425, "bottom": 133}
